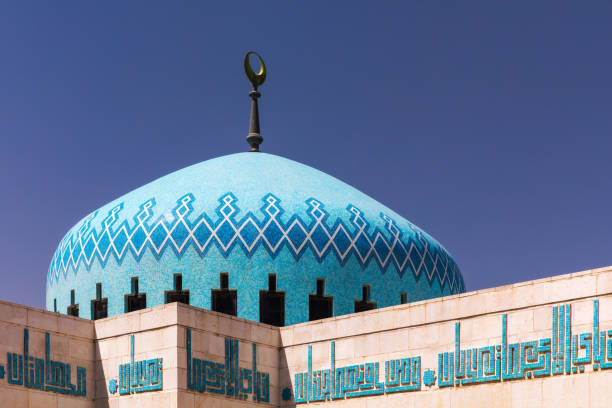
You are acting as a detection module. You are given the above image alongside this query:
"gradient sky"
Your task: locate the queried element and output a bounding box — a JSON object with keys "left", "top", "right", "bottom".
{"left": 1, "top": 2, "right": 611, "bottom": 309}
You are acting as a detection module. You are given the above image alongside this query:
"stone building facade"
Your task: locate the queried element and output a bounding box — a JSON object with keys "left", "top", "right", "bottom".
{"left": 1, "top": 265, "right": 610, "bottom": 407}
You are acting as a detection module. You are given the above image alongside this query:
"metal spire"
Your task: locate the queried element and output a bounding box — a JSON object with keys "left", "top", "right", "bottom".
{"left": 244, "top": 51, "right": 267, "bottom": 152}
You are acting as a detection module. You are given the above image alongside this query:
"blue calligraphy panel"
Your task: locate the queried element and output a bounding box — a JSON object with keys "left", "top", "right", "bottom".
{"left": 186, "top": 328, "right": 270, "bottom": 403}
{"left": 114, "top": 334, "right": 162, "bottom": 395}
{"left": 293, "top": 299, "right": 612, "bottom": 404}
{"left": 4, "top": 329, "right": 86, "bottom": 396}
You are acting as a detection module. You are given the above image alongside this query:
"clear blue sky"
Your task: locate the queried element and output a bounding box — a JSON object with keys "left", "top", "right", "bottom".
{"left": 1, "top": 2, "right": 611, "bottom": 309}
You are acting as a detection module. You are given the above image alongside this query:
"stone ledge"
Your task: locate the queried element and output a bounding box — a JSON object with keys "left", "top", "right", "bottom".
{"left": 279, "top": 265, "right": 612, "bottom": 347}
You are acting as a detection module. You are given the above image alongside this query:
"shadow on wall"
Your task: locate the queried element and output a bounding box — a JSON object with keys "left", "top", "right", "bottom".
{"left": 279, "top": 348, "right": 296, "bottom": 407}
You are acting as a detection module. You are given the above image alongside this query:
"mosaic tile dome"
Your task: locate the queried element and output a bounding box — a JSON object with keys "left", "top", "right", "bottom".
{"left": 46, "top": 153, "right": 464, "bottom": 324}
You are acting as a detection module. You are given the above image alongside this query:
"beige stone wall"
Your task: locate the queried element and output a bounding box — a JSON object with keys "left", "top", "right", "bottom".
{"left": 279, "top": 266, "right": 612, "bottom": 408}
{"left": 94, "top": 303, "right": 181, "bottom": 408}
{"left": 93, "top": 303, "right": 282, "bottom": 408}
{"left": 175, "top": 303, "right": 281, "bottom": 408}
{"left": 0, "top": 301, "right": 95, "bottom": 408}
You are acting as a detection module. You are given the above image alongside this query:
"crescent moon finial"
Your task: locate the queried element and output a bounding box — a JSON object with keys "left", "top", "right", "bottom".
{"left": 244, "top": 51, "right": 266, "bottom": 89}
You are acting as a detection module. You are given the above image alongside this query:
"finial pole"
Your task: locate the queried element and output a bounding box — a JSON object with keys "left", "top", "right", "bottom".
{"left": 244, "top": 52, "right": 267, "bottom": 152}
{"left": 247, "top": 89, "right": 262, "bottom": 152}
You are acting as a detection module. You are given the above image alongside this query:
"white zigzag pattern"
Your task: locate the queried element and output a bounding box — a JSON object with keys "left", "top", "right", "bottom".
{"left": 48, "top": 194, "right": 464, "bottom": 292}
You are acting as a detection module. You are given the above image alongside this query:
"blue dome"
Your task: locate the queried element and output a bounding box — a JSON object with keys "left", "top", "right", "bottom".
{"left": 47, "top": 153, "right": 464, "bottom": 324}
